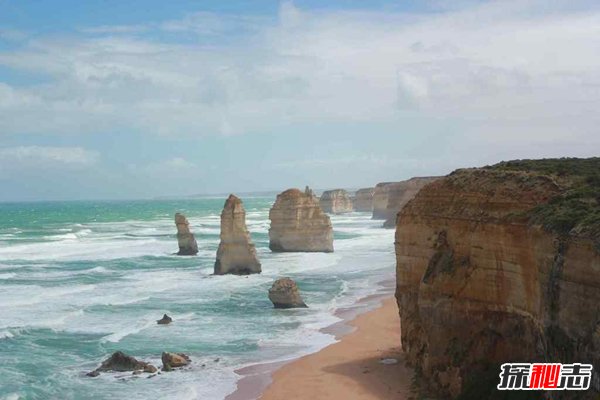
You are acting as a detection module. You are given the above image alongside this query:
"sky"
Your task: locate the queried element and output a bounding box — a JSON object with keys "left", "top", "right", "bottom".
{"left": 0, "top": 0, "right": 599, "bottom": 201}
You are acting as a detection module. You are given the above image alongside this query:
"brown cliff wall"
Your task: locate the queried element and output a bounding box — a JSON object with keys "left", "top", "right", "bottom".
{"left": 395, "top": 161, "right": 600, "bottom": 399}
{"left": 353, "top": 188, "right": 374, "bottom": 212}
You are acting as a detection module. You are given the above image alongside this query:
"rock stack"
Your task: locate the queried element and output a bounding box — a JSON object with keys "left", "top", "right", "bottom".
{"left": 269, "top": 187, "right": 333, "bottom": 252}
{"left": 214, "top": 194, "right": 261, "bottom": 275}
{"left": 268, "top": 278, "right": 308, "bottom": 308}
{"left": 175, "top": 213, "right": 198, "bottom": 255}
{"left": 353, "top": 187, "right": 374, "bottom": 212}
{"left": 382, "top": 177, "right": 439, "bottom": 228}
{"left": 319, "top": 189, "right": 353, "bottom": 214}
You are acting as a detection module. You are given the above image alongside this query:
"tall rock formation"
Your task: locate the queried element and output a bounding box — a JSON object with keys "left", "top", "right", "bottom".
{"left": 382, "top": 177, "right": 439, "bottom": 228}
{"left": 214, "top": 194, "right": 261, "bottom": 275}
{"left": 395, "top": 158, "right": 600, "bottom": 399}
{"left": 319, "top": 189, "right": 353, "bottom": 214}
{"left": 175, "top": 213, "right": 198, "bottom": 255}
{"left": 353, "top": 187, "right": 374, "bottom": 212}
{"left": 372, "top": 182, "right": 395, "bottom": 219}
{"left": 269, "top": 187, "right": 334, "bottom": 252}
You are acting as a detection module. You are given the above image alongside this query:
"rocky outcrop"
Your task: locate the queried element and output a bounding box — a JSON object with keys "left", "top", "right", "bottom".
{"left": 157, "top": 314, "right": 172, "bottom": 325}
{"left": 395, "top": 159, "right": 600, "bottom": 399}
{"left": 353, "top": 188, "right": 374, "bottom": 212}
{"left": 268, "top": 278, "right": 308, "bottom": 308}
{"left": 214, "top": 194, "right": 261, "bottom": 275}
{"left": 319, "top": 189, "right": 353, "bottom": 214}
{"left": 382, "top": 177, "right": 439, "bottom": 228}
{"left": 161, "top": 352, "right": 190, "bottom": 371}
{"left": 372, "top": 182, "right": 396, "bottom": 219}
{"left": 269, "top": 187, "right": 333, "bottom": 252}
{"left": 175, "top": 213, "right": 198, "bottom": 255}
{"left": 87, "top": 351, "right": 157, "bottom": 376}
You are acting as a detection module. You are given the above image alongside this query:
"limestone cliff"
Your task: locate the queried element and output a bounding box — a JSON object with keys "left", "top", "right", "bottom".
{"left": 269, "top": 187, "right": 334, "bottom": 252}
{"left": 382, "top": 177, "right": 439, "bottom": 228}
{"left": 320, "top": 189, "right": 353, "bottom": 214}
{"left": 353, "top": 188, "right": 374, "bottom": 212}
{"left": 215, "top": 194, "right": 261, "bottom": 275}
{"left": 372, "top": 182, "right": 396, "bottom": 220}
{"left": 395, "top": 158, "right": 600, "bottom": 399}
{"left": 175, "top": 213, "right": 198, "bottom": 255}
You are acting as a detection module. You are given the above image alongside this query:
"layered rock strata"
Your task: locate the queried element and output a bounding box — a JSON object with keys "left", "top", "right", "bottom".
{"left": 269, "top": 187, "right": 333, "bottom": 252}
{"left": 268, "top": 278, "right": 308, "bottom": 308}
{"left": 175, "top": 213, "right": 198, "bottom": 255}
{"left": 353, "top": 188, "right": 374, "bottom": 212}
{"left": 214, "top": 194, "right": 261, "bottom": 275}
{"left": 395, "top": 160, "right": 600, "bottom": 399}
{"left": 382, "top": 177, "right": 439, "bottom": 228}
{"left": 319, "top": 189, "right": 353, "bottom": 214}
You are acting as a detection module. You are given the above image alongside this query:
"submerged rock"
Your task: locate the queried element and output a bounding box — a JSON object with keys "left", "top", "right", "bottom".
{"left": 269, "top": 187, "right": 333, "bottom": 252}
{"left": 268, "top": 278, "right": 308, "bottom": 309}
{"left": 214, "top": 194, "right": 261, "bottom": 275}
{"left": 87, "top": 351, "right": 156, "bottom": 377}
{"left": 175, "top": 213, "right": 198, "bottom": 255}
{"left": 161, "top": 352, "right": 190, "bottom": 371}
{"left": 319, "top": 189, "right": 353, "bottom": 214}
{"left": 353, "top": 188, "right": 374, "bottom": 212}
{"left": 157, "top": 314, "right": 172, "bottom": 325}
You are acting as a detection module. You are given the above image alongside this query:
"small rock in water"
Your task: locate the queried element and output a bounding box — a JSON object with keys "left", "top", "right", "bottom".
{"left": 157, "top": 314, "right": 172, "bottom": 325}
{"left": 268, "top": 278, "right": 308, "bottom": 309}
{"left": 161, "top": 352, "right": 191, "bottom": 371}
{"left": 214, "top": 358, "right": 220, "bottom": 363}
{"left": 86, "top": 351, "right": 157, "bottom": 377}
{"left": 379, "top": 358, "right": 399, "bottom": 365}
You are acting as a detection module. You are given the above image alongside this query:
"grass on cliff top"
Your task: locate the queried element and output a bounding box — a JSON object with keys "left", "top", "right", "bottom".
{"left": 485, "top": 157, "right": 600, "bottom": 237}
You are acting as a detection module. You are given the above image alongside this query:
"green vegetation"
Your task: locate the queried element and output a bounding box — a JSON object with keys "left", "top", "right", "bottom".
{"left": 486, "top": 157, "right": 600, "bottom": 237}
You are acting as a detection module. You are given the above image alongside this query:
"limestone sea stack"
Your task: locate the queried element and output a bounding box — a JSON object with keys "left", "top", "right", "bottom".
{"left": 214, "top": 195, "right": 261, "bottom": 275}
{"left": 382, "top": 177, "right": 439, "bottom": 228}
{"left": 395, "top": 158, "right": 600, "bottom": 399}
{"left": 319, "top": 189, "right": 353, "bottom": 214}
{"left": 269, "top": 186, "right": 333, "bottom": 252}
{"left": 268, "top": 278, "right": 308, "bottom": 308}
{"left": 175, "top": 213, "right": 198, "bottom": 255}
{"left": 353, "top": 188, "right": 374, "bottom": 212}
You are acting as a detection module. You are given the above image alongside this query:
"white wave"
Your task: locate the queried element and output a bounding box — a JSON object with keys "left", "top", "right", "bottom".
{"left": 0, "top": 273, "right": 16, "bottom": 280}
{"left": 100, "top": 316, "right": 157, "bottom": 343}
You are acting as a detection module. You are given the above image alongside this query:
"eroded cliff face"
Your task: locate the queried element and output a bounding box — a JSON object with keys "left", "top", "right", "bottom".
{"left": 382, "top": 177, "right": 439, "bottom": 228}
{"left": 320, "top": 189, "right": 353, "bottom": 214}
{"left": 395, "top": 165, "right": 600, "bottom": 399}
{"left": 269, "top": 187, "right": 334, "bottom": 252}
{"left": 353, "top": 188, "right": 374, "bottom": 212}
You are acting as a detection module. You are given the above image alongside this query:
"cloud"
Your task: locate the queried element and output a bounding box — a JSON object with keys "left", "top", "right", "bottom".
{"left": 0, "top": 146, "right": 99, "bottom": 173}
{"left": 0, "top": 0, "right": 597, "bottom": 150}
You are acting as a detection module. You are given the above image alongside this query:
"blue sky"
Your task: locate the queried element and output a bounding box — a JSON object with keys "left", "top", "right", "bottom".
{"left": 0, "top": 0, "right": 599, "bottom": 201}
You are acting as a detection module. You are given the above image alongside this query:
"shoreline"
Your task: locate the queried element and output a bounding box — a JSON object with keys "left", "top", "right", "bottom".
{"left": 226, "top": 276, "right": 411, "bottom": 400}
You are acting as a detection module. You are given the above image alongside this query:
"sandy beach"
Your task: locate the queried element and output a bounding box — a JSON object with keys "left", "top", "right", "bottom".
{"left": 259, "top": 297, "right": 413, "bottom": 400}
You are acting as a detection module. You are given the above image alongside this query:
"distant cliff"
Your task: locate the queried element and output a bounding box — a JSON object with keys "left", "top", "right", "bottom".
{"left": 395, "top": 158, "right": 600, "bottom": 399}
{"left": 320, "top": 189, "right": 353, "bottom": 214}
{"left": 372, "top": 178, "right": 438, "bottom": 223}
{"left": 353, "top": 188, "right": 374, "bottom": 212}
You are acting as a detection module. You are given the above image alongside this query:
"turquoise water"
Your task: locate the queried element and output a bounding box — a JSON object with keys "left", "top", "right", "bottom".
{"left": 0, "top": 198, "right": 395, "bottom": 399}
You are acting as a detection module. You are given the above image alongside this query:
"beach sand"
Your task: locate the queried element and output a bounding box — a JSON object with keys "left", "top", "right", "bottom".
{"left": 260, "top": 297, "right": 413, "bottom": 400}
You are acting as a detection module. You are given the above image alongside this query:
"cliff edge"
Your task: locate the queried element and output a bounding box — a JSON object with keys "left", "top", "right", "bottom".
{"left": 395, "top": 158, "right": 600, "bottom": 399}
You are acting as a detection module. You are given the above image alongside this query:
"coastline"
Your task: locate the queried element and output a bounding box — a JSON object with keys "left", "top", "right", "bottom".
{"left": 226, "top": 277, "right": 413, "bottom": 400}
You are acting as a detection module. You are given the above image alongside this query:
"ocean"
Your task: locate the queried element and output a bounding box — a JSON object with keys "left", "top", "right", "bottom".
{"left": 0, "top": 198, "right": 395, "bottom": 400}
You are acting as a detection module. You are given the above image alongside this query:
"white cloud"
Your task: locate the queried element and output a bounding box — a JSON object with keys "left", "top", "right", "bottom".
{"left": 0, "top": 146, "right": 99, "bottom": 172}
{"left": 0, "top": 0, "right": 598, "bottom": 150}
